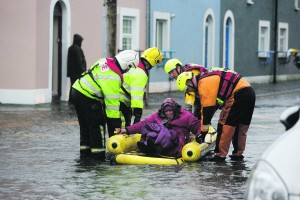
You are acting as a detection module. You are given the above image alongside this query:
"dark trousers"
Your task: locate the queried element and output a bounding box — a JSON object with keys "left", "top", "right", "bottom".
{"left": 71, "top": 89, "right": 106, "bottom": 150}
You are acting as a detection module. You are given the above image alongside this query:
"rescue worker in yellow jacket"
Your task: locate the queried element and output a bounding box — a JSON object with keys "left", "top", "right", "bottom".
{"left": 71, "top": 50, "right": 139, "bottom": 158}
{"left": 164, "top": 58, "right": 208, "bottom": 119}
{"left": 120, "top": 47, "right": 163, "bottom": 127}
{"left": 176, "top": 69, "right": 255, "bottom": 161}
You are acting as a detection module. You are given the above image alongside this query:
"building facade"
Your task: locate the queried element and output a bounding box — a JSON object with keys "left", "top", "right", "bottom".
{"left": 0, "top": 0, "right": 299, "bottom": 104}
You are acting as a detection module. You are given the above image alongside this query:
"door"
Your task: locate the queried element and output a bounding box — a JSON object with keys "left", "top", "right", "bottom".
{"left": 52, "top": 2, "right": 62, "bottom": 101}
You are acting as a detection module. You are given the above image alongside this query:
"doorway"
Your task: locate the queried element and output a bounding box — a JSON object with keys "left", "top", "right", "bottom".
{"left": 52, "top": 2, "right": 62, "bottom": 101}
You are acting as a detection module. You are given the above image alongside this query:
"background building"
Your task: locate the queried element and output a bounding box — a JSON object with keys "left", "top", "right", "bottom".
{"left": 0, "top": 0, "right": 299, "bottom": 104}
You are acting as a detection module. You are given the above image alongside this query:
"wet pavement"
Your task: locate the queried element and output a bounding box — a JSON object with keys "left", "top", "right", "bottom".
{"left": 0, "top": 80, "right": 300, "bottom": 200}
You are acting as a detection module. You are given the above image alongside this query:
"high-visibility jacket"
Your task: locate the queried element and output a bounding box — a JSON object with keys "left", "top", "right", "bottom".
{"left": 197, "top": 69, "right": 250, "bottom": 132}
{"left": 120, "top": 63, "right": 148, "bottom": 109}
{"left": 72, "top": 57, "right": 123, "bottom": 119}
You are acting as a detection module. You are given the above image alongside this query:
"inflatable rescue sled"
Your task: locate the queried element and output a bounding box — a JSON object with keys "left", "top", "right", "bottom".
{"left": 106, "top": 126, "right": 217, "bottom": 165}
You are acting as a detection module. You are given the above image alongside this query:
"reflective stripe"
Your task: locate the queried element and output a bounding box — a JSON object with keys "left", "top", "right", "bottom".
{"left": 130, "top": 86, "right": 144, "bottom": 91}
{"left": 131, "top": 96, "right": 144, "bottom": 101}
{"left": 120, "top": 93, "right": 130, "bottom": 102}
{"left": 80, "top": 78, "right": 103, "bottom": 98}
{"left": 94, "top": 75, "right": 121, "bottom": 81}
{"left": 216, "top": 98, "right": 224, "bottom": 107}
{"left": 91, "top": 148, "right": 105, "bottom": 153}
{"left": 80, "top": 145, "right": 91, "bottom": 150}
{"left": 122, "top": 82, "right": 130, "bottom": 89}
{"left": 106, "top": 105, "right": 119, "bottom": 110}
{"left": 105, "top": 94, "right": 119, "bottom": 99}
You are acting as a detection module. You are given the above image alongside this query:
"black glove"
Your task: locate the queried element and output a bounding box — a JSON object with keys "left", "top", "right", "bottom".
{"left": 196, "top": 134, "right": 204, "bottom": 143}
{"left": 196, "top": 131, "right": 207, "bottom": 143}
{"left": 107, "top": 118, "right": 122, "bottom": 137}
{"left": 133, "top": 108, "right": 143, "bottom": 124}
{"left": 133, "top": 116, "right": 141, "bottom": 124}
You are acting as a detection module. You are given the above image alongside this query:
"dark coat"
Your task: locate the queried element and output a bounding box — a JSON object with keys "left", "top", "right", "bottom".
{"left": 67, "top": 34, "right": 86, "bottom": 78}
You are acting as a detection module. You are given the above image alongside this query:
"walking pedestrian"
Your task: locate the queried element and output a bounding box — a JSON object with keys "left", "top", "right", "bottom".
{"left": 176, "top": 69, "right": 256, "bottom": 161}
{"left": 71, "top": 50, "right": 139, "bottom": 158}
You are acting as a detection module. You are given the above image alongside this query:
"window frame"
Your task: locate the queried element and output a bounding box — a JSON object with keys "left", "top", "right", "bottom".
{"left": 202, "top": 9, "right": 215, "bottom": 68}
{"left": 277, "top": 22, "right": 289, "bottom": 58}
{"left": 258, "top": 20, "right": 271, "bottom": 58}
{"left": 153, "top": 11, "right": 170, "bottom": 51}
{"left": 119, "top": 7, "right": 140, "bottom": 51}
{"left": 222, "top": 10, "right": 235, "bottom": 70}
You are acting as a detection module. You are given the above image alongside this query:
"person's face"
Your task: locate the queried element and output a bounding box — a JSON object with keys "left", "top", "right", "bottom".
{"left": 169, "top": 66, "right": 180, "bottom": 79}
{"left": 164, "top": 109, "right": 174, "bottom": 119}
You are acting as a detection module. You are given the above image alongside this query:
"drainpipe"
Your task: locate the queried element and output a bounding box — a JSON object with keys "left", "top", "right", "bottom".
{"left": 102, "top": 0, "right": 108, "bottom": 57}
{"left": 106, "top": 0, "right": 117, "bottom": 57}
{"left": 273, "top": 0, "right": 278, "bottom": 84}
{"left": 145, "top": 0, "right": 151, "bottom": 106}
{"left": 146, "top": 0, "right": 151, "bottom": 48}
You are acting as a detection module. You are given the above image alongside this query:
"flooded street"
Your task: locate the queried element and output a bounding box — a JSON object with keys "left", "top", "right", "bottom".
{"left": 1, "top": 80, "right": 300, "bottom": 200}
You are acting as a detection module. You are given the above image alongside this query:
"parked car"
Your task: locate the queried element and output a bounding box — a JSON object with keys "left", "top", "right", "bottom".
{"left": 245, "top": 105, "right": 300, "bottom": 200}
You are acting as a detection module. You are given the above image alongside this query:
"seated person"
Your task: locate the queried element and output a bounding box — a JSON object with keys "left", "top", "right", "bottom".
{"left": 117, "top": 98, "right": 202, "bottom": 157}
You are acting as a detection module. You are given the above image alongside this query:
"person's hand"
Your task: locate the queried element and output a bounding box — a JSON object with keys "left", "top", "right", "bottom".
{"left": 120, "top": 128, "right": 127, "bottom": 134}
{"left": 114, "top": 128, "right": 121, "bottom": 134}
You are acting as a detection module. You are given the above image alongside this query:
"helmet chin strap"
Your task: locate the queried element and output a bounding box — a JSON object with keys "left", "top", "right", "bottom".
{"left": 175, "top": 64, "right": 183, "bottom": 75}
{"left": 114, "top": 57, "right": 127, "bottom": 74}
{"left": 188, "top": 76, "right": 197, "bottom": 93}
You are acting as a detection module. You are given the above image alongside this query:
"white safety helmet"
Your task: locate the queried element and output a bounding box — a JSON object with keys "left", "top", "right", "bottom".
{"left": 115, "top": 50, "right": 139, "bottom": 72}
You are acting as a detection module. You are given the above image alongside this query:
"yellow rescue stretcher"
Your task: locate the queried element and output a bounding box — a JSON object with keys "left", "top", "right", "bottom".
{"left": 106, "top": 126, "right": 217, "bottom": 165}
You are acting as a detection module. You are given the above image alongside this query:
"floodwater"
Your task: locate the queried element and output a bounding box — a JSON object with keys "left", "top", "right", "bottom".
{"left": 1, "top": 82, "right": 300, "bottom": 200}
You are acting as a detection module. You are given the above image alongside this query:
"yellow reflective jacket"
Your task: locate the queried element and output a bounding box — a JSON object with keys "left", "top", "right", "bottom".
{"left": 72, "top": 57, "right": 123, "bottom": 119}
{"left": 120, "top": 67, "right": 148, "bottom": 109}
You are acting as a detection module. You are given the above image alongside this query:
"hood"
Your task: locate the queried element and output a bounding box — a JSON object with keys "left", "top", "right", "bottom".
{"left": 73, "top": 34, "right": 83, "bottom": 47}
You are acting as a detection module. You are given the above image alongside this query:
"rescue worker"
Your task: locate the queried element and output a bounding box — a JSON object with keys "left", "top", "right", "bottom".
{"left": 71, "top": 50, "right": 139, "bottom": 158}
{"left": 119, "top": 47, "right": 163, "bottom": 127}
{"left": 176, "top": 69, "right": 256, "bottom": 161}
{"left": 117, "top": 98, "right": 201, "bottom": 157}
{"left": 164, "top": 58, "right": 208, "bottom": 119}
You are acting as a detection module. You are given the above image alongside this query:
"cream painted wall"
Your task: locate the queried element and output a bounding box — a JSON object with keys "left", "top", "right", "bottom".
{"left": 0, "top": 0, "right": 37, "bottom": 89}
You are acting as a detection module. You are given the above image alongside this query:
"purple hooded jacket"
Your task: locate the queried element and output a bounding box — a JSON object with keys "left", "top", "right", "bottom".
{"left": 126, "top": 107, "right": 201, "bottom": 156}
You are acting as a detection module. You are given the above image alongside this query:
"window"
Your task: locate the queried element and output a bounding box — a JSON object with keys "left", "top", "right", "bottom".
{"left": 122, "top": 17, "right": 133, "bottom": 50}
{"left": 277, "top": 22, "right": 289, "bottom": 58}
{"left": 119, "top": 8, "right": 140, "bottom": 51}
{"left": 223, "top": 10, "right": 235, "bottom": 70}
{"left": 153, "top": 11, "right": 170, "bottom": 51}
{"left": 258, "top": 20, "right": 270, "bottom": 51}
{"left": 203, "top": 9, "right": 215, "bottom": 68}
{"left": 156, "top": 19, "right": 165, "bottom": 50}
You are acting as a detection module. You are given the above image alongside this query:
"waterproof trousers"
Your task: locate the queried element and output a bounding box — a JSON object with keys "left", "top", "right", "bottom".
{"left": 215, "top": 86, "right": 256, "bottom": 157}
{"left": 71, "top": 88, "right": 106, "bottom": 158}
